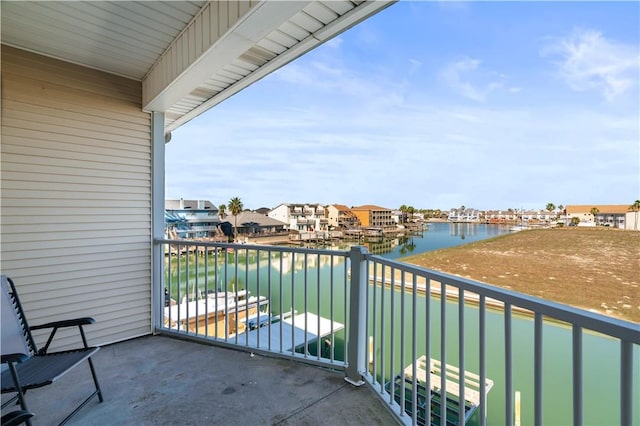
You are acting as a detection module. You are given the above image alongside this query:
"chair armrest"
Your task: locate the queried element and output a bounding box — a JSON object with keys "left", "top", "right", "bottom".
{"left": 1, "top": 353, "right": 29, "bottom": 364}
{"left": 1, "top": 410, "right": 35, "bottom": 426}
{"left": 30, "top": 317, "right": 95, "bottom": 330}
{"left": 31, "top": 317, "right": 96, "bottom": 355}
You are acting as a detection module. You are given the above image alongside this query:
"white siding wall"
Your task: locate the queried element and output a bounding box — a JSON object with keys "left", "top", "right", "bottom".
{"left": 1, "top": 46, "right": 152, "bottom": 349}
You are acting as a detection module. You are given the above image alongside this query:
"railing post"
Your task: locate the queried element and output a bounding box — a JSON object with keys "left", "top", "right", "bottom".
{"left": 151, "top": 111, "right": 165, "bottom": 334}
{"left": 345, "top": 245, "right": 367, "bottom": 386}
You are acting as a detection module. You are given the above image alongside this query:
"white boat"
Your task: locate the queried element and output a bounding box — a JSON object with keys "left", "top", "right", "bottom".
{"left": 164, "top": 289, "right": 269, "bottom": 337}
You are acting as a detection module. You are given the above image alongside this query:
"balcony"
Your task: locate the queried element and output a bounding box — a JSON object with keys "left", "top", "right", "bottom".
{"left": 2, "top": 239, "right": 638, "bottom": 425}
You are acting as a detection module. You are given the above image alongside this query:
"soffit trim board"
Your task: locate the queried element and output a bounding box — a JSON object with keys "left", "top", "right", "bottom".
{"left": 142, "top": 0, "right": 314, "bottom": 113}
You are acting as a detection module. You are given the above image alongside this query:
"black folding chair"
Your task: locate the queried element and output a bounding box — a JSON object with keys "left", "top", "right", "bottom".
{"left": 1, "top": 275, "right": 103, "bottom": 425}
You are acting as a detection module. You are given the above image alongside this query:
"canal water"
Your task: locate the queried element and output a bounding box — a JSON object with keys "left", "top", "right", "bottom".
{"left": 168, "top": 223, "right": 639, "bottom": 425}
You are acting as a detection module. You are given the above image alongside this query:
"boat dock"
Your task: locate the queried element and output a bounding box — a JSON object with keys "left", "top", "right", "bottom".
{"left": 241, "top": 312, "right": 344, "bottom": 354}
{"left": 388, "top": 355, "right": 493, "bottom": 425}
{"left": 405, "top": 355, "right": 493, "bottom": 411}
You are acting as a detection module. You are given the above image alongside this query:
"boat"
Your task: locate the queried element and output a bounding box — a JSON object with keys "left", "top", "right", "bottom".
{"left": 385, "top": 355, "right": 493, "bottom": 426}
{"left": 164, "top": 289, "right": 270, "bottom": 338}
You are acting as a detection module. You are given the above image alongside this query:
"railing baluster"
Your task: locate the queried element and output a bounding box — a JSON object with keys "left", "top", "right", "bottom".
{"left": 479, "top": 295, "right": 486, "bottom": 426}
{"left": 380, "top": 264, "right": 386, "bottom": 394}
{"left": 411, "top": 273, "right": 417, "bottom": 426}
{"left": 390, "top": 266, "right": 396, "bottom": 407}
{"left": 303, "top": 252, "right": 308, "bottom": 357}
{"left": 372, "top": 259, "right": 378, "bottom": 388}
{"left": 279, "top": 252, "right": 284, "bottom": 353}
{"left": 290, "top": 252, "right": 295, "bottom": 356}
{"left": 253, "top": 248, "right": 259, "bottom": 348}
{"left": 440, "top": 280, "right": 447, "bottom": 426}
{"left": 214, "top": 247, "right": 219, "bottom": 339}
{"left": 204, "top": 245, "right": 209, "bottom": 337}
{"left": 534, "top": 313, "right": 543, "bottom": 426}
{"left": 572, "top": 325, "right": 583, "bottom": 426}
{"left": 316, "top": 253, "right": 321, "bottom": 361}
{"left": 343, "top": 252, "right": 348, "bottom": 365}
{"left": 330, "top": 255, "right": 335, "bottom": 363}
{"left": 505, "top": 303, "right": 513, "bottom": 426}
{"left": 400, "top": 270, "right": 406, "bottom": 419}
{"left": 458, "top": 288, "right": 465, "bottom": 425}
{"left": 426, "top": 277, "right": 431, "bottom": 426}
{"left": 267, "top": 249, "right": 272, "bottom": 351}
{"left": 620, "top": 340, "right": 632, "bottom": 426}
{"left": 224, "top": 250, "right": 229, "bottom": 341}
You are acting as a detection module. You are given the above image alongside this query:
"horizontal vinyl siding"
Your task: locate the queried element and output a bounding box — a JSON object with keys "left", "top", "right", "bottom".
{"left": 1, "top": 46, "right": 152, "bottom": 349}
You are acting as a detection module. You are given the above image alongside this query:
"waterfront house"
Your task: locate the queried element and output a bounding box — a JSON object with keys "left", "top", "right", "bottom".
{"left": 327, "top": 203, "right": 361, "bottom": 230}
{"left": 448, "top": 207, "right": 481, "bottom": 223}
{"left": 268, "top": 203, "right": 329, "bottom": 233}
{"left": 223, "top": 210, "right": 288, "bottom": 238}
{"left": 350, "top": 204, "right": 396, "bottom": 231}
{"left": 565, "top": 204, "right": 638, "bottom": 230}
{"left": 165, "top": 199, "right": 220, "bottom": 239}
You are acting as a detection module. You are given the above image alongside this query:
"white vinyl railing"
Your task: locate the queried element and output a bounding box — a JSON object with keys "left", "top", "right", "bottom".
{"left": 155, "top": 240, "right": 639, "bottom": 426}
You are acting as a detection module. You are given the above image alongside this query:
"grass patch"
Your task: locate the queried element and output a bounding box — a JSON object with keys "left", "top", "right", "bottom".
{"left": 401, "top": 227, "right": 640, "bottom": 323}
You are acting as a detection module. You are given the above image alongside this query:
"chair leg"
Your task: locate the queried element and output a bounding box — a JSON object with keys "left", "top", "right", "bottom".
{"left": 6, "top": 363, "right": 32, "bottom": 426}
{"left": 87, "top": 357, "right": 104, "bottom": 403}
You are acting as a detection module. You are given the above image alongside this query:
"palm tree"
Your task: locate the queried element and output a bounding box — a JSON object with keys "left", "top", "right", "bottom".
{"left": 399, "top": 205, "right": 407, "bottom": 224}
{"left": 218, "top": 204, "right": 226, "bottom": 220}
{"left": 546, "top": 203, "right": 555, "bottom": 224}
{"left": 407, "top": 206, "right": 415, "bottom": 222}
{"left": 629, "top": 200, "right": 640, "bottom": 230}
{"left": 228, "top": 197, "right": 243, "bottom": 241}
{"left": 590, "top": 207, "right": 600, "bottom": 225}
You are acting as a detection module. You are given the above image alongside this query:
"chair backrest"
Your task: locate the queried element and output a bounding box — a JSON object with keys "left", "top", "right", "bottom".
{"left": 1, "top": 275, "right": 36, "bottom": 357}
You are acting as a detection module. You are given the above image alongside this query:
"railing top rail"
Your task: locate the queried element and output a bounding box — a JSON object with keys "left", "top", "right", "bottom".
{"left": 155, "top": 238, "right": 349, "bottom": 257}
{"left": 365, "top": 253, "right": 640, "bottom": 344}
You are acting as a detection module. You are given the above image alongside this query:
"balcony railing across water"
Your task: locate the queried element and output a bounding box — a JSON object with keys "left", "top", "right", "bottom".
{"left": 155, "top": 239, "right": 639, "bottom": 426}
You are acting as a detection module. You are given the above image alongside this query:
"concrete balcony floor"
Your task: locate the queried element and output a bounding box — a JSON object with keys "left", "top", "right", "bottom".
{"left": 8, "top": 335, "right": 398, "bottom": 425}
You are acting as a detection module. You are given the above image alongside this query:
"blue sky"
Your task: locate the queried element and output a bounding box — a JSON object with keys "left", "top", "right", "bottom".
{"left": 166, "top": 1, "right": 640, "bottom": 211}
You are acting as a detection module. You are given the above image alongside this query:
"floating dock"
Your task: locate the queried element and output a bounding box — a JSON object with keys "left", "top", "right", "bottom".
{"left": 387, "top": 355, "right": 493, "bottom": 426}
{"left": 241, "top": 312, "right": 344, "bottom": 354}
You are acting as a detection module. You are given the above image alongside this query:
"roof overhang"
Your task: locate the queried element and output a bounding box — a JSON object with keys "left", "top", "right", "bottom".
{"left": 1, "top": 1, "right": 396, "bottom": 133}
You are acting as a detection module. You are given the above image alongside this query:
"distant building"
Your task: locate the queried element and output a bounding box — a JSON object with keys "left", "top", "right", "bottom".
{"left": 448, "top": 208, "right": 480, "bottom": 223}
{"left": 565, "top": 205, "right": 638, "bottom": 230}
{"left": 482, "top": 209, "right": 558, "bottom": 224}
{"left": 327, "top": 204, "right": 360, "bottom": 229}
{"left": 224, "top": 211, "right": 287, "bottom": 236}
{"left": 350, "top": 205, "right": 395, "bottom": 231}
{"left": 268, "top": 203, "right": 328, "bottom": 232}
{"left": 165, "top": 199, "right": 219, "bottom": 238}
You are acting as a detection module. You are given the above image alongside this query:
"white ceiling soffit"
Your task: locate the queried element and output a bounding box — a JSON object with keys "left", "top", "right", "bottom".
{"left": 155, "top": 0, "right": 396, "bottom": 132}
{"left": 0, "top": 1, "right": 208, "bottom": 80}
{"left": 0, "top": 1, "right": 396, "bottom": 132}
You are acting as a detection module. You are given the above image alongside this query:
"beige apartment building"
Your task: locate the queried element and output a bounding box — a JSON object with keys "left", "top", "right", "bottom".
{"left": 565, "top": 205, "right": 639, "bottom": 230}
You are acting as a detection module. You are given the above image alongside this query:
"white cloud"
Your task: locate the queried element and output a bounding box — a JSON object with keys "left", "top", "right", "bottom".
{"left": 440, "top": 57, "right": 503, "bottom": 102}
{"left": 325, "top": 37, "right": 343, "bottom": 49}
{"left": 408, "top": 58, "right": 422, "bottom": 74}
{"left": 541, "top": 28, "right": 639, "bottom": 101}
